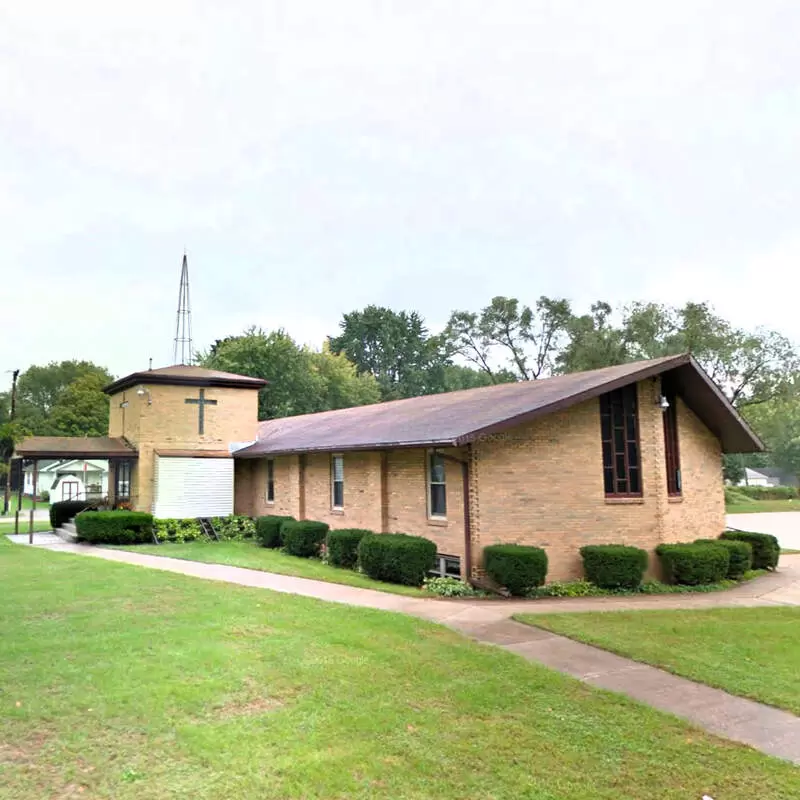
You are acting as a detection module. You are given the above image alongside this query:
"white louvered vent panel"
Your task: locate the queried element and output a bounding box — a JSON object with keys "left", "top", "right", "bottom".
{"left": 153, "top": 457, "right": 234, "bottom": 518}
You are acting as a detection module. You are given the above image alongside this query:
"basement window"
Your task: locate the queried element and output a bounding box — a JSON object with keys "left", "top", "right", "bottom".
{"left": 429, "top": 554, "right": 461, "bottom": 578}
{"left": 331, "top": 454, "right": 344, "bottom": 510}
{"left": 266, "top": 459, "right": 275, "bottom": 504}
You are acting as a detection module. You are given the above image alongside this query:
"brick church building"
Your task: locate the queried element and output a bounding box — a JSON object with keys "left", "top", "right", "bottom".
{"left": 16, "top": 353, "right": 761, "bottom": 581}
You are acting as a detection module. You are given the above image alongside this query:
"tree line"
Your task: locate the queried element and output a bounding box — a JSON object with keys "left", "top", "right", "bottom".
{"left": 2, "top": 296, "right": 799, "bottom": 481}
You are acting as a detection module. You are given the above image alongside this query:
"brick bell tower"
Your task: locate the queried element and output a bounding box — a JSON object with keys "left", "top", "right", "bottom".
{"left": 104, "top": 365, "right": 266, "bottom": 516}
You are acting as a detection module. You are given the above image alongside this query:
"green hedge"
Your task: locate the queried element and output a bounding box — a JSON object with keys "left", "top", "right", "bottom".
{"left": 210, "top": 515, "right": 255, "bottom": 540}
{"left": 483, "top": 544, "right": 548, "bottom": 596}
{"left": 282, "top": 520, "right": 330, "bottom": 558}
{"left": 154, "top": 518, "right": 203, "bottom": 543}
{"left": 720, "top": 530, "right": 780, "bottom": 570}
{"left": 75, "top": 511, "right": 154, "bottom": 545}
{"left": 50, "top": 500, "right": 94, "bottom": 529}
{"left": 656, "top": 543, "right": 729, "bottom": 585}
{"left": 695, "top": 538, "right": 752, "bottom": 579}
{"left": 255, "top": 515, "right": 295, "bottom": 548}
{"left": 326, "top": 528, "right": 371, "bottom": 568}
{"left": 580, "top": 544, "right": 648, "bottom": 590}
{"left": 733, "top": 485, "right": 797, "bottom": 501}
{"left": 357, "top": 533, "right": 437, "bottom": 586}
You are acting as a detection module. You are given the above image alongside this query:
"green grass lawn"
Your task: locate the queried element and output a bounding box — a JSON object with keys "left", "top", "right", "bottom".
{"left": 4, "top": 495, "right": 50, "bottom": 513}
{"left": 1, "top": 539, "right": 798, "bottom": 799}
{"left": 726, "top": 498, "right": 800, "bottom": 513}
{"left": 115, "top": 540, "right": 427, "bottom": 597}
{"left": 0, "top": 520, "right": 52, "bottom": 535}
{"left": 517, "top": 608, "right": 800, "bottom": 714}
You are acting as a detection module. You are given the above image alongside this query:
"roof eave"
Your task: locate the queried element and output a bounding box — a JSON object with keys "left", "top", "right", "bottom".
{"left": 234, "top": 437, "right": 461, "bottom": 458}
{"left": 455, "top": 354, "right": 694, "bottom": 445}
{"left": 103, "top": 373, "right": 267, "bottom": 395}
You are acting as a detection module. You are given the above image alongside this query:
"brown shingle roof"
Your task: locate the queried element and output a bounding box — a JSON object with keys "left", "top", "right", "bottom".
{"left": 104, "top": 364, "right": 267, "bottom": 395}
{"left": 235, "top": 354, "right": 763, "bottom": 457}
{"left": 15, "top": 437, "right": 138, "bottom": 459}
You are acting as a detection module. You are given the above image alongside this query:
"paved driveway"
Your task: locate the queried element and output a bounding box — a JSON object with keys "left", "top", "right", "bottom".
{"left": 727, "top": 512, "right": 800, "bottom": 550}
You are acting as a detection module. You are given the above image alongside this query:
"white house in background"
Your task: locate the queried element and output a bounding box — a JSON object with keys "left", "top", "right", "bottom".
{"left": 736, "top": 467, "right": 772, "bottom": 487}
{"left": 23, "top": 459, "right": 109, "bottom": 501}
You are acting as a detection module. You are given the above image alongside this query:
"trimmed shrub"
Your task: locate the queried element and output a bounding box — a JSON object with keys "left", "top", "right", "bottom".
{"left": 282, "top": 520, "right": 330, "bottom": 558}
{"left": 695, "top": 538, "right": 752, "bottom": 579}
{"left": 720, "top": 530, "right": 780, "bottom": 570}
{"left": 211, "top": 515, "right": 256, "bottom": 540}
{"left": 580, "top": 544, "right": 648, "bottom": 590}
{"left": 75, "top": 511, "right": 154, "bottom": 545}
{"left": 50, "top": 500, "right": 95, "bottom": 529}
{"left": 326, "top": 528, "right": 371, "bottom": 568}
{"left": 357, "top": 533, "right": 437, "bottom": 586}
{"left": 483, "top": 544, "right": 548, "bottom": 596}
{"left": 724, "top": 487, "right": 751, "bottom": 506}
{"left": 733, "top": 485, "right": 797, "bottom": 501}
{"left": 40, "top": 490, "right": 50, "bottom": 503}
{"left": 255, "top": 515, "right": 295, "bottom": 548}
{"left": 154, "top": 518, "right": 203, "bottom": 543}
{"left": 656, "top": 543, "right": 729, "bottom": 585}
{"left": 423, "top": 577, "right": 481, "bottom": 597}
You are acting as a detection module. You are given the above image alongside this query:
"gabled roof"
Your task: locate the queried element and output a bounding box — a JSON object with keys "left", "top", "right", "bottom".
{"left": 15, "top": 437, "right": 138, "bottom": 460}
{"left": 103, "top": 364, "right": 267, "bottom": 395}
{"left": 235, "top": 354, "right": 764, "bottom": 458}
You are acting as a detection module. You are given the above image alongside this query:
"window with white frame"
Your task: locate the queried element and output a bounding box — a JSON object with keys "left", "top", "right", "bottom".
{"left": 429, "top": 554, "right": 461, "bottom": 578}
{"left": 331, "top": 454, "right": 344, "bottom": 509}
{"left": 266, "top": 459, "right": 275, "bottom": 503}
{"left": 427, "top": 451, "right": 447, "bottom": 518}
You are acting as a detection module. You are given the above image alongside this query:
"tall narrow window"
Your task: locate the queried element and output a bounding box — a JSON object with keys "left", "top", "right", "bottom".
{"left": 115, "top": 460, "right": 132, "bottom": 500}
{"left": 600, "top": 385, "right": 641, "bottom": 496}
{"left": 331, "top": 454, "right": 344, "bottom": 509}
{"left": 266, "top": 459, "right": 275, "bottom": 503}
{"left": 663, "top": 390, "right": 681, "bottom": 496}
{"left": 428, "top": 452, "right": 447, "bottom": 517}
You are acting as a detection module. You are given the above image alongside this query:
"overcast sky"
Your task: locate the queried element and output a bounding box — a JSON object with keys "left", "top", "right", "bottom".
{"left": 1, "top": 1, "right": 798, "bottom": 388}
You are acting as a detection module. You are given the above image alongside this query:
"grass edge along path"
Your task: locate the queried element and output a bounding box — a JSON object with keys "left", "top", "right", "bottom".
{"left": 1, "top": 538, "right": 799, "bottom": 799}
{"left": 515, "top": 607, "right": 800, "bottom": 715}
{"left": 113, "top": 539, "right": 426, "bottom": 597}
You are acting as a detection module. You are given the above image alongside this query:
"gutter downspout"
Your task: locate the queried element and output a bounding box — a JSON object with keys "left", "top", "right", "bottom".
{"left": 434, "top": 447, "right": 472, "bottom": 581}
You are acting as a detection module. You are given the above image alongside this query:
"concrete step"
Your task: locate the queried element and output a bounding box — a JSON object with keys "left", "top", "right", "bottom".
{"left": 55, "top": 524, "right": 78, "bottom": 543}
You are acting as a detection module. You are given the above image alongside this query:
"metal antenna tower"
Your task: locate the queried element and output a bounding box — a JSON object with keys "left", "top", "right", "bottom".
{"left": 173, "top": 252, "right": 193, "bottom": 365}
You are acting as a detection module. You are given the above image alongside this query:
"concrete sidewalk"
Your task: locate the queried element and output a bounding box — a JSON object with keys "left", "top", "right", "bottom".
{"left": 29, "top": 542, "right": 800, "bottom": 764}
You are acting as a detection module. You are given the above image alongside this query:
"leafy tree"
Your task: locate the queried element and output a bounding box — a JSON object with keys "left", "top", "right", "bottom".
{"left": 329, "top": 306, "right": 446, "bottom": 399}
{"left": 619, "top": 302, "right": 796, "bottom": 407}
{"left": 201, "top": 327, "right": 380, "bottom": 419}
{"left": 557, "top": 302, "right": 627, "bottom": 373}
{"left": 14, "top": 360, "right": 114, "bottom": 434}
{"left": 444, "top": 296, "right": 572, "bottom": 381}
{"left": 47, "top": 373, "right": 111, "bottom": 437}
{"left": 307, "top": 345, "right": 381, "bottom": 410}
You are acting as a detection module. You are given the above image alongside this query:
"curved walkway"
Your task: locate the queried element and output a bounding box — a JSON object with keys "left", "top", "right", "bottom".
{"left": 30, "top": 541, "right": 800, "bottom": 764}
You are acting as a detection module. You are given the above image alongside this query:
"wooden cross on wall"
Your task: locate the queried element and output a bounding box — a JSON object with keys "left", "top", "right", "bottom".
{"left": 185, "top": 388, "right": 217, "bottom": 435}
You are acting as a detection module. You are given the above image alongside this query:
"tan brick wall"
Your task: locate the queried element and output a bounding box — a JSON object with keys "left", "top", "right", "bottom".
{"left": 386, "top": 448, "right": 466, "bottom": 560}
{"left": 229, "top": 377, "right": 725, "bottom": 584}
{"left": 470, "top": 378, "right": 723, "bottom": 582}
{"left": 232, "top": 447, "right": 468, "bottom": 571}
{"left": 661, "top": 397, "right": 726, "bottom": 543}
{"left": 239, "top": 455, "right": 302, "bottom": 519}
{"left": 107, "top": 383, "right": 259, "bottom": 513}
{"left": 303, "top": 451, "right": 384, "bottom": 531}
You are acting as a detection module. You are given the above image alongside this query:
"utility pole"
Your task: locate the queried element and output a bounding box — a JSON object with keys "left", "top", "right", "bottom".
{"left": 2, "top": 369, "right": 19, "bottom": 516}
